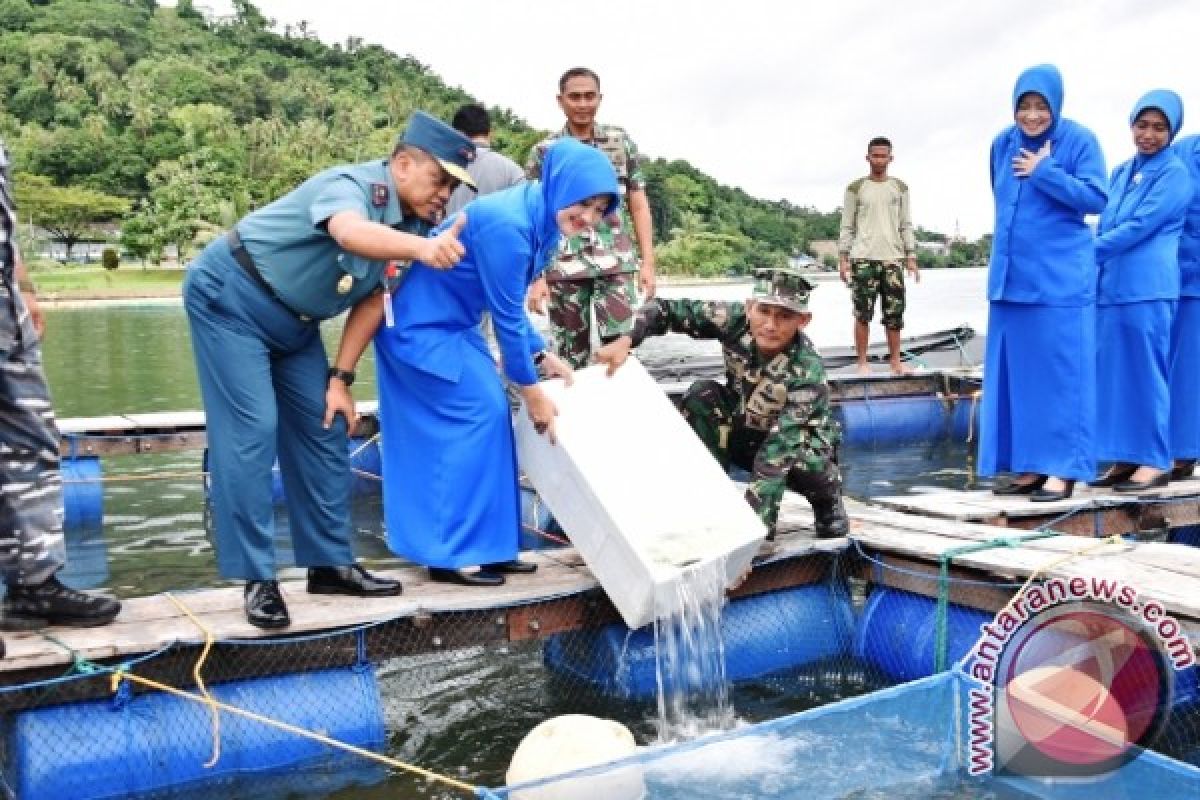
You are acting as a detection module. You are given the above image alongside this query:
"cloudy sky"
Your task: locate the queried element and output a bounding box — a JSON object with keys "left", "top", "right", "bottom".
{"left": 203, "top": 0, "right": 1199, "bottom": 238}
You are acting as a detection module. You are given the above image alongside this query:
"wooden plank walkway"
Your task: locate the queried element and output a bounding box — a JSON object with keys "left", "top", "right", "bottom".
{"left": 873, "top": 476, "right": 1200, "bottom": 536}
{"left": 53, "top": 370, "right": 979, "bottom": 457}
{"left": 0, "top": 497, "right": 838, "bottom": 686}
{"left": 846, "top": 499, "right": 1200, "bottom": 648}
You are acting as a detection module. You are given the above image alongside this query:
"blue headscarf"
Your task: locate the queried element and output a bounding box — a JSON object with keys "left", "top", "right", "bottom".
{"left": 1012, "top": 64, "right": 1063, "bottom": 150}
{"left": 1130, "top": 89, "right": 1185, "bottom": 143}
{"left": 531, "top": 137, "right": 620, "bottom": 270}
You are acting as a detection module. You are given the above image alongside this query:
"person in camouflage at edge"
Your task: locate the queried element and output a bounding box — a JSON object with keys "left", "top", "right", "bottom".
{"left": 0, "top": 139, "right": 121, "bottom": 646}
{"left": 525, "top": 67, "right": 657, "bottom": 369}
{"left": 595, "top": 267, "right": 849, "bottom": 540}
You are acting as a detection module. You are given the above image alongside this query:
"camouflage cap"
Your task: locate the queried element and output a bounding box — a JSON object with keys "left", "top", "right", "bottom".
{"left": 752, "top": 267, "right": 816, "bottom": 313}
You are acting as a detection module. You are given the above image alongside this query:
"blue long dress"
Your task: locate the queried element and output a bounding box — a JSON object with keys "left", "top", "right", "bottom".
{"left": 1169, "top": 134, "right": 1200, "bottom": 461}
{"left": 978, "top": 64, "right": 1108, "bottom": 481}
{"left": 373, "top": 139, "right": 618, "bottom": 569}
{"left": 1096, "top": 90, "right": 1190, "bottom": 471}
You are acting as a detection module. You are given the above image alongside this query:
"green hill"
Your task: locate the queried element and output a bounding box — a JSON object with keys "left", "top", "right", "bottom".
{"left": 0, "top": 0, "right": 839, "bottom": 274}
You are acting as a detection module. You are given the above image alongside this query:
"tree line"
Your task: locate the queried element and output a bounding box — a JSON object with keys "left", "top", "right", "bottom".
{"left": 0, "top": 0, "right": 971, "bottom": 274}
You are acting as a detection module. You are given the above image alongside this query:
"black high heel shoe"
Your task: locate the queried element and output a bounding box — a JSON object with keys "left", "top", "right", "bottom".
{"left": 1113, "top": 472, "right": 1170, "bottom": 493}
{"left": 993, "top": 475, "right": 1046, "bottom": 496}
{"left": 1088, "top": 464, "right": 1137, "bottom": 488}
{"left": 1171, "top": 460, "right": 1197, "bottom": 481}
{"left": 428, "top": 567, "right": 505, "bottom": 587}
{"left": 1031, "top": 479, "right": 1075, "bottom": 503}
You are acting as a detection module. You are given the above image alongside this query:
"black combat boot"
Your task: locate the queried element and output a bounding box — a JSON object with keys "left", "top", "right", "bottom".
{"left": 811, "top": 496, "right": 850, "bottom": 539}
{"left": 2, "top": 576, "right": 121, "bottom": 629}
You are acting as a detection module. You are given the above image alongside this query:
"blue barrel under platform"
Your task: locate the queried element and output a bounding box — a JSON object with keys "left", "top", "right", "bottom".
{"left": 544, "top": 583, "right": 855, "bottom": 699}
{"left": 7, "top": 667, "right": 386, "bottom": 800}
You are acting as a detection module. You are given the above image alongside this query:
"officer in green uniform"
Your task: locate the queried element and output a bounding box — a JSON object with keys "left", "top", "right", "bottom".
{"left": 183, "top": 111, "right": 477, "bottom": 629}
{"left": 596, "top": 267, "right": 849, "bottom": 539}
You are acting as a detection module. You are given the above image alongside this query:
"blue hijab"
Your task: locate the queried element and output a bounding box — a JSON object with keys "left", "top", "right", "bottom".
{"left": 1130, "top": 89, "right": 1185, "bottom": 170}
{"left": 1012, "top": 64, "right": 1063, "bottom": 150}
{"left": 531, "top": 137, "right": 620, "bottom": 270}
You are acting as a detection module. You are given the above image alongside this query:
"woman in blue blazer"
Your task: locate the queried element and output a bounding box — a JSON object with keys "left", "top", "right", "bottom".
{"left": 1092, "top": 90, "right": 1190, "bottom": 491}
{"left": 979, "top": 64, "right": 1107, "bottom": 502}
{"left": 1168, "top": 133, "right": 1200, "bottom": 479}
{"left": 369, "top": 139, "right": 618, "bottom": 586}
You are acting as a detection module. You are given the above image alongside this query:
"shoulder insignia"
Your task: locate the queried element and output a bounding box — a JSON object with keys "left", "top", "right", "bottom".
{"left": 892, "top": 177, "right": 909, "bottom": 192}
{"left": 847, "top": 177, "right": 866, "bottom": 194}
{"left": 371, "top": 183, "right": 388, "bottom": 208}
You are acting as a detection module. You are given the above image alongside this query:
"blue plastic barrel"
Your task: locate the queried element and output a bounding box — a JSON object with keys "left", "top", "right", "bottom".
{"left": 544, "top": 583, "right": 855, "bottom": 699}
{"left": 8, "top": 667, "right": 385, "bottom": 800}
{"left": 1169, "top": 525, "right": 1200, "bottom": 548}
{"left": 836, "top": 396, "right": 950, "bottom": 446}
{"left": 62, "top": 455, "right": 103, "bottom": 530}
{"left": 854, "top": 587, "right": 991, "bottom": 684}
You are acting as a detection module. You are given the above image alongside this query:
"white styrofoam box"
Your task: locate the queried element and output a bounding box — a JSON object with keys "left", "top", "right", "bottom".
{"left": 515, "top": 357, "right": 767, "bottom": 629}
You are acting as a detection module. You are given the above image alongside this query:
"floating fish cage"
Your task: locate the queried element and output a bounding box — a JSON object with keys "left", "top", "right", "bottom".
{"left": 3, "top": 546, "right": 1197, "bottom": 800}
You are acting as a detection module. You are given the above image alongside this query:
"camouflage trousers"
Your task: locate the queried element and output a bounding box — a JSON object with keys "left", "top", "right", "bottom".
{"left": 547, "top": 273, "right": 639, "bottom": 370}
{"left": 681, "top": 379, "right": 842, "bottom": 528}
{"left": 850, "top": 260, "right": 906, "bottom": 330}
{"left": 0, "top": 277, "right": 66, "bottom": 587}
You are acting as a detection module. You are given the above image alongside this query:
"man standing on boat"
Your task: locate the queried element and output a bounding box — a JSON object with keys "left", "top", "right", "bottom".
{"left": 183, "top": 112, "right": 476, "bottom": 629}
{"left": 0, "top": 139, "right": 121, "bottom": 642}
{"left": 525, "top": 67, "right": 657, "bottom": 369}
{"left": 838, "top": 137, "right": 920, "bottom": 376}
{"left": 595, "top": 267, "right": 849, "bottom": 540}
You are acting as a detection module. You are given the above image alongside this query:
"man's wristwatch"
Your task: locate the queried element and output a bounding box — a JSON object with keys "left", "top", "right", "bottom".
{"left": 327, "top": 367, "right": 356, "bottom": 386}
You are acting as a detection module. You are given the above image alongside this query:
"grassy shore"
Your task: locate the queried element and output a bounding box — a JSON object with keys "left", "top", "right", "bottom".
{"left": 27, "top": 263, "right": 185, "bottom": 300}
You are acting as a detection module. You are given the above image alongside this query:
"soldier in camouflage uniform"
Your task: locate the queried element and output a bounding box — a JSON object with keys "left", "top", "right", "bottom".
{"left": 0, "top": 140, "right": 121, "bottom": 641}
{"left": 837, "top": 136, "right": 919, "bottom": 376}
{"left": 596, "top": 267, "right": 849, "bottom": 539}
{"left": 525, "top": 67, "right": 656, "bottom": 369}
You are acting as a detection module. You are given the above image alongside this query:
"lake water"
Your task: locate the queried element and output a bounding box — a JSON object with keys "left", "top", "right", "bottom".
{"left": 36, "top": 268, "right": 992, "bottom": 799}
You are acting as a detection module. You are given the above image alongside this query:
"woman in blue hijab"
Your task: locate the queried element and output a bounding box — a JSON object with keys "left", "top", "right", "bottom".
{"left": 371, "top": 138, "right": 618, "bottom": 585}
{"left": 979, "top": 65, "right": 1107, "bottom": 501}
{"left": 1091, "top": 90, "right": 1190, "bottom": 491}
{"left": 1168, "top": 132, "right": 1200, "bottom": 479}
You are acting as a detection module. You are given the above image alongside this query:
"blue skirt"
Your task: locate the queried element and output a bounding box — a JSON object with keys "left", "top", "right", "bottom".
{"left": 375, "top": 338, "right": 520, "bottom": 569}
{"left": 1096, "top": 300, "right": 1175, "bottom": 469}
{"left": 1169, "top": 297, "right": 1200, "bottom": 459}
{"left": 978, "top": 302, "right": 1096, "bottom": 480}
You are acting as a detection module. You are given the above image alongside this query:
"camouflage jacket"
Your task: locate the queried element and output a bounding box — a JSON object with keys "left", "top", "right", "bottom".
{"left": 631, "top": 298, "right": 841, "bottom": 524}
{"left": 0, "top": 141, "right": 15, "bottom": 274}
{"left": 526, "top": 123, "right": 645, "bottom": 281}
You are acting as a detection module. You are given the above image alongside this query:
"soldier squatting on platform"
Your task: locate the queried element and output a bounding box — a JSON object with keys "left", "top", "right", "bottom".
{"left": 596, "top": 266, "right": 850, "bottom": 540}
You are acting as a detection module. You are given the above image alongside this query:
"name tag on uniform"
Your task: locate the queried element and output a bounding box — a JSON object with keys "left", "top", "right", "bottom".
{"left": 336, "top": 274, "right": 353, "bottom": 295}
{"left": 371, "top": 183, "right": 388, "bottom": 207}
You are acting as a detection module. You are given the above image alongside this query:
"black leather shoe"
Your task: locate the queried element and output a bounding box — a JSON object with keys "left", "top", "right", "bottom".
{"left": 1171, "top": 460, "right": 1197, "bottom": 480}
{"left": 245, "top": 580, "right": 290, "bottom": 630}
{"left": 1088, "top": 464, "right": 1137, "bottom": 488}
{"left": 481, "top": 560, "right": 538, "bottom": 574}
{"left": 812, "top": 496, "right": 850, "bottom": 539}
{"left": 1113, "top": 472, "right": 1170, "bottom": 493}
{"left": 1031, "top": 480, "right": 1075, "bottom": 503}
{"left": 2, "top": 576, "right": 120, "bottom": 629}
{"left": 307, "top": 565, "right": 403, "bottom": 597}
{"left": 428, "top": 567, "right": 505, "bottom": 587}
{"left": 993, "top": 475, "right": 1046, "bottom": 496}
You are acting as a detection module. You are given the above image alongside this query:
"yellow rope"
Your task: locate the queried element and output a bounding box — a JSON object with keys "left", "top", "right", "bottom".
{"left": 165, "top": 593, "right": 222, "bottom": 768}
{"left": 994, "top": 534, "right": 1130, "bottom": 623}
{"left": 107, "top": 667, "right": 478, "bottom": 794}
